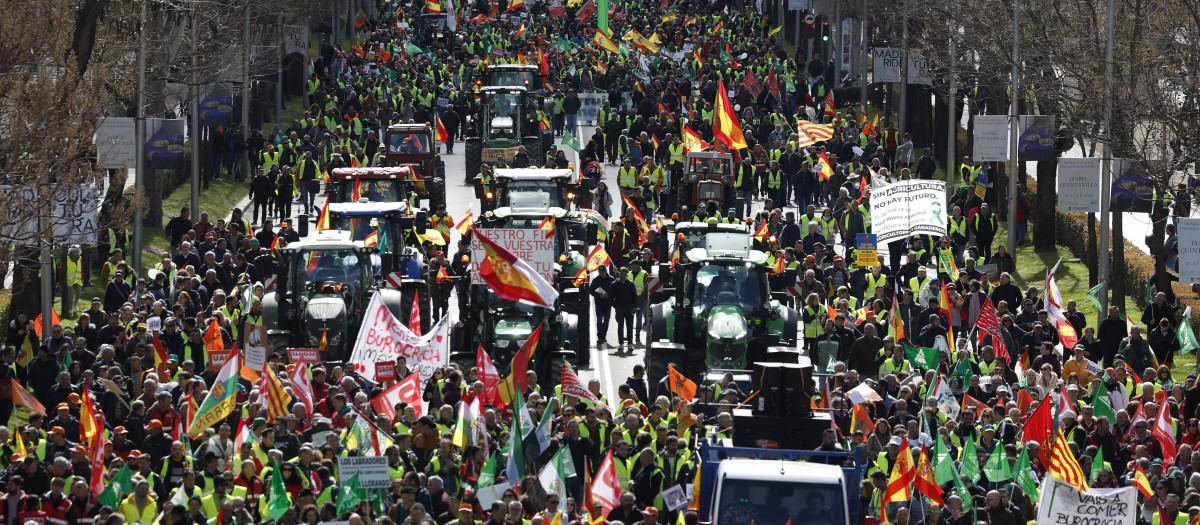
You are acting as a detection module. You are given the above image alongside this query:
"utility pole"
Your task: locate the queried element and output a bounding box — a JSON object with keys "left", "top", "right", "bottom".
{"left": 946, "top": 10, "right": 956, "bottom": 204}
{"left": 1098, "top": 0, "right": 1115, "bottom": 320}
{"left": 833, "top": 0, "right": 841, "bottom": 86}
{"left": 243, "top": 9, "right": 251, "bottom": 134}
{"left": 132, "top": 0, "right": 147, "bottom": 274}
{"left": 277, "top": 16, "right": 284, "bottom": 128}
{"left": 859, "top": 0, "right": 867, "bottom": 107}
{"left": 1006, "top": 0, "right": 1019, "bottom": 251}
{"left": 898, "top": 0, "right": 908, "bottom": 135}
{"left": 191, "top": 0, "right": 200, "bottom": 216}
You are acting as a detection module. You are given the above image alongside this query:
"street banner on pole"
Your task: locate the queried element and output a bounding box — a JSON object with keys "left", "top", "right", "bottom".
{"left": 972, "top": 116, "right": 1009, "bottom": 162}
{"left": 1057, "top": 158, "right": 1102, "bottom": 213}
{"left": 1178, "top": 219, "right": 1200, "bottom": 284}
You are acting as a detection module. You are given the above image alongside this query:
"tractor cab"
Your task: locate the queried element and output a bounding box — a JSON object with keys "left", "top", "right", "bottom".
{"left": 678, "top": 151, "right": 738, "bottom": 215}
{"left": 262, "top": 240, "right": 375, "bottom": 357}
{"left": 484, "top": 63, "right": 546, "bottom": 92}
{"left": 326, "top": 201, "right": 425, "bottom": 280}
{"left": 489, "top": 168, "right": 579, "bottom": 211}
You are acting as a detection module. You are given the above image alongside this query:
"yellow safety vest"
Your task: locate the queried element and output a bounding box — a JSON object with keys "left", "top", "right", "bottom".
{"left": 909, "top": 276, "right": 931, "bottom": 294}
{"left": 803, "top": 305, "right": 822, "bottom": 339}
{"left": 865, "top": 273, "right": 886, "bottom": 292}
{"left": 619, "top": 167, "right": 638, "bottom": 188}
{"left": 948, "top": 216, "right": 968, "bottom": 238}
{"left": 631, "top": 271, "right": 646, "bottom": 296}
{"left": 641, "top": 166, "right": 664, "bottom": 186}
{"left": 261, "top": 150, "right": 280, "bottom": 170}
{"left": 817, "top": 217, "right": 836, "bottom": 240}
{"left": 669, "top": 144, "right": 685, "bottom": 164}
{"left": 66, "top": 257, "right": 83, "bottom": 287}
{"left": 767, "top": 170, "right": 782, "bottom": 189}
{"left": 120, "top": 494, "right": 158, "bottom": 524}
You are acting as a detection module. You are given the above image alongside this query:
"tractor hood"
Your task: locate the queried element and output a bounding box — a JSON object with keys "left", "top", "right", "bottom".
{"left": 706, "top": 305, "right": 749, "bottom": 340}
{"left": 304, "top": 295, "right": 347, "bottom": 346}
{"left": 494, "top": 317, "right": 533, "bottom": 340}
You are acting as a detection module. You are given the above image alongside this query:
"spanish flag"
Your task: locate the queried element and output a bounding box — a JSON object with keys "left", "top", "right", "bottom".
{"left": 816, "top": 152, "right": 834, "bottom": 180}
{"left": 624, "top": 30, "right": 660, "bottom": 54}
{"left": 436, "top": 117, "right": 449, "bottom": 142}
{"left": 427, "top": 0, "right": 442, "bottom": 13}
{"left": 316, "top": 200, "right": 330, "bottom": 231}
{"left": 539, "top": 216, "right": 556, "bottom": 238}
{"left": 476, "top": 230, "right": 560, "bottom": 308}
{"left": 363, "top": 231, "right": 379, "bottom": 247}
{"left": 508, "top": 0, "right": 525, "bottom": 11}
{"left": 713, "top": 79, "right": 747, "bottom": 150}
{"left": 538, "top": 47, "right": 550, "bottom": 76}
{"left": 455, "top": 210, "right": 474, "bottom": 235}
{"left": 592, "top": 29, "right": 620, "bottom": 55}
{"left": 681, "top": 125, "right": 709, "bottom": 153}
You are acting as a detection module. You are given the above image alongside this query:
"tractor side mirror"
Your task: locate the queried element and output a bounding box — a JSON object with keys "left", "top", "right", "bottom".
{"left": 585, "top": 222, "right": 598, "bottom": 245}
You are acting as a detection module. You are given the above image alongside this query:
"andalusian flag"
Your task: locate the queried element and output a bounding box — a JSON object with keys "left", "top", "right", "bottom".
{"left": 713, "top": 79, "right": 747, "bottom": 150}
{"left": 562, "top": 131, "right": 581, "bottom": 152}
{"left": 476, "top": 231, "right": 559, "bottom": 308}
{"left": 188, "top": 346, "right": 241, "bottom": 437}
{"left": 592, "top": 30, "right": 620, "bottom": 54}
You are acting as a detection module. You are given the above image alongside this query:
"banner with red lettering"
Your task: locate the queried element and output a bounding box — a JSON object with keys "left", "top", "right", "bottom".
{"left": 349, "top": 292, "right": 449, "bottom": 383}
{"left": 370, "top": 372, "right": 424, "bottom": 419}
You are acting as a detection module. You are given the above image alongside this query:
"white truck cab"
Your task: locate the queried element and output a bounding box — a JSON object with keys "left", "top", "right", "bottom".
{"left": 709, "top": 459, "right": 848, "bottom": 525}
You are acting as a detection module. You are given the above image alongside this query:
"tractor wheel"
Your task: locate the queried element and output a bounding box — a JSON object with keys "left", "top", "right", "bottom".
{"left": 523, "top": 136, "right": 542, "bottom": 166}
{"left": 465, "top": 138, "right": 482, "bottom": 185}
{"left": 646, "top": 342, "right": 689, "bottom": 394}
{"left": 398, "top": 279, "right": 432, "bottom": 332}
{"left": 546, "top": 351, "right": 571, "bottom": 390}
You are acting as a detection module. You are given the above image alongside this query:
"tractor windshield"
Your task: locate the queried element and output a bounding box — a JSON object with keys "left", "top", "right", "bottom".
{"left": 340, "top": 179, "right": 402, "bottom": 202}
{"left": 688, "top": 156, "right": 731, "bottom": 175}
{"left": 486, "top": 93, "right": 521, "bottom": 139}
{"left": 691, "top": 264, "right": 763, "bottom": 311}
{"left": 388, "top": 133, "right": 431, "bottom": 155}
{"left": 505, "top": 181, "right": 562, "bottom": 209}
{"left": 292, "top": 248, "right": 368, "bottom": 300}
{"left": 329, "top": 217, "right": 398, "bottom": 253}
{"left": 491, "top": 70, "right": 536, "bottom": 88}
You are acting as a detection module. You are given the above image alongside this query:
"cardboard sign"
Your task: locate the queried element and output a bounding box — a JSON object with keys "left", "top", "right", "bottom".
{"left": 1036, "top": 477, "right": 1136, "bottom": 525}
{"left": 661, "top": 485, "right": 689, "bottom": 511}
{"left": 243, "top": 321, "right": 268, "bottom": 372}
{"left": 976, "top": 263, "right": 999, "bottom": 284}
{"left": 288, "top": 348, "right": 320, "bottom": 365}
{"left": 375, "top": 361, "right": 397, "bottom": 382}
{"left": 855, "top": 233, "right": 878, "bottom": 268}
{"left": 336, "top": 456, "right": 391, "bottom": 489}
{"left": 209, "top": 350, "right": 233, "bottom": 371}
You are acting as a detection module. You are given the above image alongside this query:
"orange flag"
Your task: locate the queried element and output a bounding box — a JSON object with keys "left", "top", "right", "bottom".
{"left": 667, "top": 364, "right": 697, "bottom": 401}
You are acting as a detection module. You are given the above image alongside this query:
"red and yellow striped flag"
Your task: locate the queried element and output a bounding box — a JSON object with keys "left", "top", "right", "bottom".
{"left": 1048, "top": 428, "right": 1089, "bottom": 491}
{"left": 262, "top": 365, "right": 292, "bottom": 422}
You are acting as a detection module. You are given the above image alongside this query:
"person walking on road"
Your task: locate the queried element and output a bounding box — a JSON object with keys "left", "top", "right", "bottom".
{"left": 590, "top": 266, "right": 615, "bottom": 347}
{"left": 611, "top": 267, "right": 637, "bottom": 349}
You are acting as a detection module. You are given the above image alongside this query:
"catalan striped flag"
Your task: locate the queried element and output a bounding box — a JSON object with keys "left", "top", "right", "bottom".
{"left": 261, "top": 366, "right": 293, "bottom": 422}
{"left": 1047, "top": 428, "right": 1089, "bottom": 491}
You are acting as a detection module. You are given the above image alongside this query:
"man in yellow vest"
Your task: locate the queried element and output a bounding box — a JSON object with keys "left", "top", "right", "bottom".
{"left": 629, "top": 260, "right": 648, "bottom": 346}
{"left": 64, "top": 246, "right": 83, "bottom": 318}
{"left": 120, "top": 478, "right": 159, "bottom": 524}
{"left": 618, "top": 158, "right": 638, "bottom": 196}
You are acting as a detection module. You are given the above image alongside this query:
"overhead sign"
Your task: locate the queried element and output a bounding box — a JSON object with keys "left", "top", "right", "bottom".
{"left": 471, "top": 228, "right": 555, "bottom": 284}
{"left": 145, "top": 118, "right": 186, "bottom": 170}
{"left": 868, "top": 180, "right": 948, "bottom": 243}
{"left": 1036, "top": 477, "right": 1136, "bottom": 525}
{"left": 972, "top": 115, "right": 1009, "bottom": 162}
{"left": 337, "top": 456, "right": 391, "bottom": 489}
{"left": 94, "top": 117, "right": 137, "bottom": 170}
{"left": 1111, "top": 158, "right": 1153, "bottom": 213}
{"left": 1057, "top": 158, "right": 1102, "bottom": 213}
{"left": 1179, "top": 219, "right": 1200, "bottom": 285}
{"left": 871, "top": 48, "right": 931, "bottom": 85}
{"left": 348, "top": 292, "right": 449, "bottom": 383}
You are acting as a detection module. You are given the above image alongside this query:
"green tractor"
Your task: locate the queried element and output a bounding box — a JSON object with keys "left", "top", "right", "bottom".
{"left": 644, "top": 228, "right": 798, "bottom": 389}
{"left": 448, "top": 206, "right": 595, "bottom": 388}
{"left": 261, "top": 236, "right": 377, "bottom": 360}
{"left": 463, "top": 86, "right": 553, "bottom": 184}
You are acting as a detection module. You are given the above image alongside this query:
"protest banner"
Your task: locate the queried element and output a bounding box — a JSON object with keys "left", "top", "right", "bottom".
{"left": 869, "top": 180, "right": 947, "bottom": 243}
{"left": 1036, "top": 477, "right": 1136, "bottom": 525}
{"left": 348, "top": 292, "right": 449, "bottom": 383}
{"left": 337, "top": 456, "right": 391, "bottom": 488}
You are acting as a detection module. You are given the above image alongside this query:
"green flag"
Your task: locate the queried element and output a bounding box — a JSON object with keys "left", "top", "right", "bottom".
{"left": 403, "top": 41, "right": 425, "bottom": 58}
{"left": 505, "top": 393, "right": 529, "bottom": 480}
{"left": 618, "top": 42, "right": 631, "bottom": 56}
{"left": 982, "top": 445, "right": 1011, "bottom": 482}
{"left": 553, "top": 38, "right": 573, "bottom": 53}
{"left": 268, "top": 458, "right": 292, "bottom": 520}
{"left": 1091, "top": 378, "right": 1117, "bottom": 423}
{"left": 336, "top": 473, "right": 364, "bottom": 517}
{"left": 1090, "top": 448, "right": 1104, "bottom": 482}
{"left": 597, "top": 0, "right": 609, "bottom": 33}
{"left": 1146, "top": 276, "right": 1155, "bottom": 304}
{"left": 933, "top": 434, "right": 956, "bottom": 484}
{"left": 57, "top": 351, "right": 73, "bottom": 377}
{"left": 562, "top": 131, "right": 581, "bottom": 151}
{"left": 97, "top": 463, "right": 132, "bottom": 508}
{"left": 477, "top": 450, "right": 501, "bottom": 489}
{"left": 951, "top": 470, "right": 974, "bottom": 514}
{"left": 1177, "top": 313, "right": 1199, "bottom": 354}
{"left": 949, "top": 358, "right": 973, "bottom": 384}
{"left": 903, "top": 344, "right": 939, "bottom": 370}
{"left": 1013, "top": 446, "right": 1040, "bottom": 503}
{"left": 959, "top": 436, "right": 980, "bottom": 483}
{"left": 1086, "top": 283, "right": 1106, "bottom": 312}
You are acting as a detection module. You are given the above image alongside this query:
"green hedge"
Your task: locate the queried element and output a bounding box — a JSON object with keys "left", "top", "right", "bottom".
{"left": 1024, "top": 174, "right": 1197, "bottom": 327}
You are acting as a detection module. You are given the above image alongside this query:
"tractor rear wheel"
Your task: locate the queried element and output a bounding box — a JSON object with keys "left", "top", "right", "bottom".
{"left": 465, "top": 138, "right": 482, "bottom": 185}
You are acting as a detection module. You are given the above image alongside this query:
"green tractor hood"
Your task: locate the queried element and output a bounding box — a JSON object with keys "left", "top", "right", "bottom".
{"left": 705, "top": 305, "right": 749, "bottom": 370}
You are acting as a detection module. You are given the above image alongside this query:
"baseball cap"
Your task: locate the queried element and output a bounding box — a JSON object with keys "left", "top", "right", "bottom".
{"left": 642, "top": 508, "right": 659, "bottom": 517}
{"left": 146, "top": 419, "right": 163, "bottom": 429}
{"left": 50, "top": 426, "right": 65, "bottom": 435}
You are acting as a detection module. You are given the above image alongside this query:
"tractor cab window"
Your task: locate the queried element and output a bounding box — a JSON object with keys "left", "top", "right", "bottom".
{"left": 488, "top": 93, "right": 520, "bottom": 121}
{"left": 688, "top": 157, "right": 730, "bottom": 175}
{"left": 492, "top": 71, "right": 535, "bottom": 88}
{"left": 505, "top": 181, "right": 562, "bottom": 209}
{"left": 691, "top": 264, "right": 762, "bottom": 312}
{"left": 389, "top": 133, "right": 430, "bottom": 155}
{"left": 715, "top": 480, "right": 845, "bottom": 525}
{"left": 329, "top": 217, "right": 397, "bottom": 252}
{"left": 340, "top": 179, "right": 401, "bottom": 202}
{"left": 293, "top": 249, "right": 367, "bottom": 300}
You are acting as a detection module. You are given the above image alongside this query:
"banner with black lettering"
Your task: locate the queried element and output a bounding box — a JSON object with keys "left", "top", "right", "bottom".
{"left": 868, "top": 180, "right": 947, "bottom": 243}
{"left": 1035, "top": 477, "right": 1136, "bottom": 525}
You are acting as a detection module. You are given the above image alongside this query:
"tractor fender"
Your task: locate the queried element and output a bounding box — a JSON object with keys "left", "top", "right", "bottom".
{"left": 261, "top": 291, "right": 281, "bottom": 330}
{"left": 650, "top": 302, "right": 672, "bottom": 343}
{"left": 646, "top": 342, "right": 690, "bottom": 397}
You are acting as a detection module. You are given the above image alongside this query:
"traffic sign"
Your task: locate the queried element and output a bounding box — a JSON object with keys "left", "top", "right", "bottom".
{"left": 802, "top": 26, "right": 816, "bottom": 39}
{"left": 803, "top": 12, "right": 816, "bottom": 26}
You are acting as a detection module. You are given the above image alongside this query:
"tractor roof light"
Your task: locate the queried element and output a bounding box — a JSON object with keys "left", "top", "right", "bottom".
{"left": 486, "top": 191, "right": 495, "bottom": 200}
{"left": 461, "top": 255, "right": 470, "bottom": 263}
{"left": 676, "top": 233, "right": 685, "bottom": 242}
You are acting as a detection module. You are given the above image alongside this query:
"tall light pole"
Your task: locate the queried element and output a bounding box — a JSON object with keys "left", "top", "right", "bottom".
{"left": 132, "top": 0, "right": 147, "bottom": 274}
{"left": 1006, "top": 0, "right": 1019, "bottom": 252}
{"left": 1098, "top": 0, "right": 1115, "bottom": 319}
{"left": 243, "top": 9, "right": 251, "bottom": 134}
{"left": 946, "top": 10, "right": 956, "bottom": 204}
{"left": 859, "top": 0, "right": 867, "bottom": 107}
{"left": 191, "top": 0, "right": 200, "bottom": 216}
{"left": 898, "top": 0, "right": 908, "bottom": 136}
{"left": 277, "top": 16, "right": 284, "bottom": 128}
